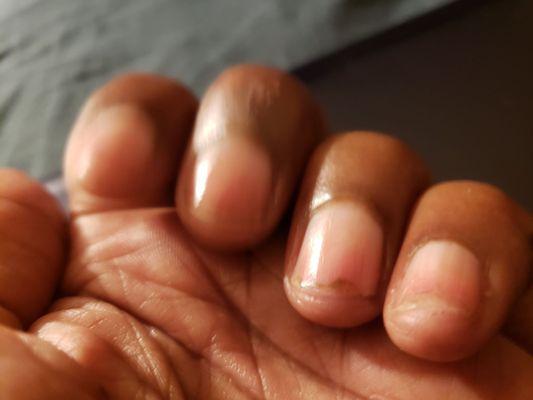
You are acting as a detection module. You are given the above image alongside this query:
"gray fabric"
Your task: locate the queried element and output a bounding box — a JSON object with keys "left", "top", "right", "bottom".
{"left": 0, "top": 0, "right": 455, "bottom": 179}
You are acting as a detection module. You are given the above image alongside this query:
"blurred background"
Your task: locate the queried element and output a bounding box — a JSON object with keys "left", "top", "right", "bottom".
{"left": 1, "top": 0, "right": 532, "bottom": 207}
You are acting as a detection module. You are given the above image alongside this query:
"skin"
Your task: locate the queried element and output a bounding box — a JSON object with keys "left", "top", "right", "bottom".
{"left": 0, "top": 65, "right": 531, "bottom": 399}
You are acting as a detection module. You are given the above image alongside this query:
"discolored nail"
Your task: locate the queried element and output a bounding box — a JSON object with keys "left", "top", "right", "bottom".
{"left": 291, "top": 201, "right": 384, "bottom": 297}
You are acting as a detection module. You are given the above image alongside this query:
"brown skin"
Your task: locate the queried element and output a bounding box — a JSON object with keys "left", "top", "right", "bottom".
{"left": 384, "top": 182, "right": 532, "bottom": 361}
{"left": 0, "top": 66, "right": 531, "bottom": 399}
{"left": 177, "top": 66, "right": 325, "bottom": 248}
{"left": 284, "top": 133, "right": 430, "bottom": 328}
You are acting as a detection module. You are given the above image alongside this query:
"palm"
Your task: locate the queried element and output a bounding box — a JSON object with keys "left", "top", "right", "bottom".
{"left": 17, "top": 206, "right": 521, "bottom": 399}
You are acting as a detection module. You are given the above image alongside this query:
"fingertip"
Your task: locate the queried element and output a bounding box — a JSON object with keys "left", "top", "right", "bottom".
{"left": 64, "top": 73, "right": 197, "bottom": 214}
{"left": 285, "top": 278, "right": 381, "bottom": 328}
{"left": 384, "top": 240, "right": 485, "bottom": 362}
{"left": 177, "top": 64, "right": 324, "bottom": 250}
{"left": 384, "top": 310, "right": 481, "bottom": 362}
{"left": 284, "top": 201, "right": 384, "bottom": 327}
{"left": 177, "top": 136, "right": 274, "bottom": 249}
{"left": 283, "top": 132, "right": 430, "bottom": 329}
{"left": 384, "top": 182, "right": 531, "bottom": 362}
{"left": 68, "top": 104, "right": 158, "bottom": 199}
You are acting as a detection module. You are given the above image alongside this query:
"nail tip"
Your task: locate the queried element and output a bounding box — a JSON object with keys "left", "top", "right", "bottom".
{"left": 291, "top": 201, "right": 384, "bottom": 299}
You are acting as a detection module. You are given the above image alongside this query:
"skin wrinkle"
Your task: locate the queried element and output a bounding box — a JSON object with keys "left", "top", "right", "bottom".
{"left": 68, "top": 223, "right": 371, "bottom": 399}
{"left": 115, "top": 314, "right": 192, "bottom": 399}
{"left": 85, "top": 269, "right": 181, "bottom": 393}
{"left": 178, "top": 244, "right": 267, "bottom": 397}
{"left": 124, "top": 316, "right": 172, "bottom": 399}
{"left": 309, "top": 329, "right": 331, "bottom": 383}
{"left": 5, "top": 68, "right": 533, "bottom": 397}
{"left": 147, "top": 297, "right": 266, "bottom": 400}
{"left": 198, "top": 252, "right": 369, "bottom": 399}
{"left": 69, "top": 213, "right": 222, "bottom": 305}
{"left": 249, "top": 335, "right": 269, "bottom": 400}
{"left": 71, "top": 194, "right": 175, "bottom": 218}
{"left": 9, "top": 329, "right": 107, "bottom": 399}
{"left": 200, "top": 237, "right": 375, "bottom": 399}
{"left": 338, "top": 331, "right": 349, "bottom": 400}
{"left": 68, "top": 267, "right": 260, "bottom": 398}
{"left": 145, "top": 329, "right": 195, "bottom": 399}
{"left": 145, "top": 335, "right": 187, "bottom": 400}
{"left": 69, "top": 220, "right": 157, "bottom": 269}
{"left": 36, "top": 312, "right": 154, "bottom": 397}
{"left": 76, "top": 268, "right": 227, "bottom": 354}
{"left": 60, "top": 206, "right": 531, "bottom": 399}
{"left": 70, "top": 251, "right": 218, "bottom": 319}
{"left": 64, "top": 214, "right": 516, "bottom": 395}
{"left": 286, "top": 354, "right": 305, "bottom": 399}
{"left": 244, "top": 252, "right": 269, "bottom": 400}
{"left": 192, "top": 255, "right": 298, "bottom": 399}
{"left": 250, "top": 255, "right": 368, "bottom": 399}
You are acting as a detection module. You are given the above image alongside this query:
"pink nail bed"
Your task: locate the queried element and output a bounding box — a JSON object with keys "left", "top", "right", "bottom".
{"left": 192, "top": 139, "right": 272, "bottom": 224}
{"left": 396, "top": 241, "right": 482, "bottom": 315}
{"left": 292, "top": 201, "right": 383, "bottom": 297}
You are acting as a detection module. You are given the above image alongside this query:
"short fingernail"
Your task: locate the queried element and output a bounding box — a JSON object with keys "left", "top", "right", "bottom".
{"left": 291, "top": 201, "right": 383, "bottom": 297}
{"left": 78, "top": 105, "right": 156, "bottom": 196}
{"left": 191, "top": 137, "right": 272, "bottom": 227}
{"left": 392, "top": 241, "right": 482, "bottom": 323}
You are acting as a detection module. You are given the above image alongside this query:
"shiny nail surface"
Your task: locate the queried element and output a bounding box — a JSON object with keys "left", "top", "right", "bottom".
{"left": 191, "top": 138, "right": 272, "bottom": 226}
{"left": 391, "top": 240, "right": 482, "bottom": 323}
{"left": 78, "top": 105, "right": 156, "bottom": 196}
{"left": 291, "top": 201, "right": 383, "bottom": 297}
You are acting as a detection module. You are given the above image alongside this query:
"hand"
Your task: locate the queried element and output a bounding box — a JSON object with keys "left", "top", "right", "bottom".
{"left": 0, "top": 66, "right": 531, "bottom": 399}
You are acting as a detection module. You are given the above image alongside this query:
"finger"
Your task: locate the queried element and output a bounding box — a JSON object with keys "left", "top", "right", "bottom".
{"left": 384, "top": 181, "right": 532, "bottom": 361}
{"left": 64, "top": 73, "right": 197, "bottom": 215}
{"left": 0, "top": 169, "right": 66, "bottom": 327}
{"left": 0, "top": 326, "right": 103, "bottom": 399}
{"left": 284, "top": 132, "right": 429, "bottom": 327}
{"left": 177, "top": 65, "right": 325, "bottom": 249}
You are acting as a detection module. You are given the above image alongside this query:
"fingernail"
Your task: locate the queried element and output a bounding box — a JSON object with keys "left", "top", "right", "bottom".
{"left": 291, "top": 201, "right": 383, "bottom": 297}
{"left": 191, "top": 138, "right": 272, "bottom": 227}
{"left": 78, "top": 105, "right": 156, "bottom": 196}
{"left": 392, "top": 241, "right": 482, "bottom": 322}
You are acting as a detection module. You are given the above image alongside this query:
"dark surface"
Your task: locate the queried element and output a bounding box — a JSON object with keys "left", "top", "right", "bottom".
{"left": 302, "top": 0, "right": 533, "bottom": 208}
